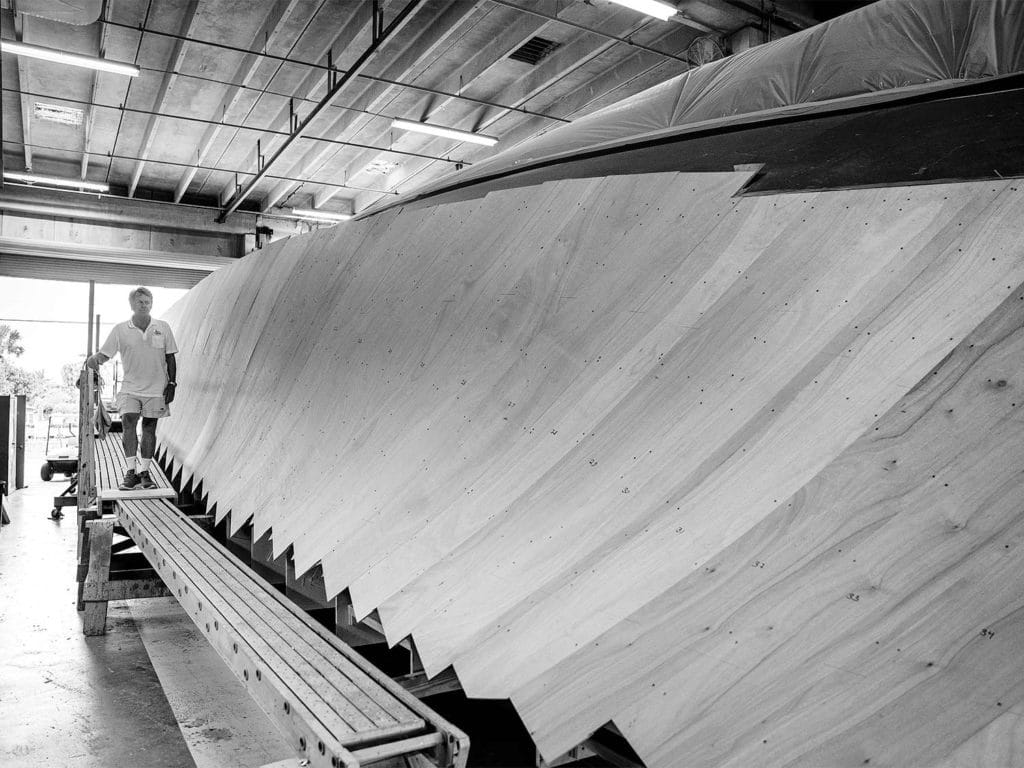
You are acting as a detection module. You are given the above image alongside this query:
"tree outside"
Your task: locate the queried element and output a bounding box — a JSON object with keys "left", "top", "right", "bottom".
{"left": 0, "top": 323, "right": 42, "bottom": 398}
{"left": 0, "top": 324, "right": 25, "bottom": 359}
{"left": 0, "top": 324, "right": 80, "bottom": 435}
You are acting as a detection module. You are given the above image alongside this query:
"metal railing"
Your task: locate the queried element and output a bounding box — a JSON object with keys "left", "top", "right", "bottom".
{"left": 76, "top": 367, "right": 97, "bottom": 512}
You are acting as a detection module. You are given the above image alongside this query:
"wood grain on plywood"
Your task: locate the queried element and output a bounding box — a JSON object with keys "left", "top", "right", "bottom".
{"left": 157, "top": 173, "right": 1024, "bottom": 766}
{"left": 383, "top": 181, "right": 1024, "bottom": 681}
{"left": 517, "top": 280, "right": 1024, "bottom": 764}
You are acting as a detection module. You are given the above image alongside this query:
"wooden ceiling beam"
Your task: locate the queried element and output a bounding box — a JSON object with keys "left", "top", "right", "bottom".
{"left": 350, "top": 22, "right": 697, "bottom": 212}
{"left": 172, "top": 0, "right": 303, "bottom": 203}
{"left": 126, "top": 0, "right": 200, "bottom": 198}
{"left": 335, "top": 6, "right": 666, "bottom": 213}
{"left": 13, "top": 13, "right": 33, "bottom": 171}
{"left": 471, "top": 15, "right": 655, "bottom": 132}
{"left": 258, "top": 0, "right": 488, "bottom": 213}
{"left": 305, "top": 3, "right": 690, "bottom": 215}
{"left": 80, "top": 3, "right": 109, "bottom": 181}
{"left": 215, "top": 3, "right": 375, "bottom": 207}
{"left": 313, "top": 2, "right": 551, "bottom": 211}
{"left": 219, "top": 0, "right": 428, "bottom": 221}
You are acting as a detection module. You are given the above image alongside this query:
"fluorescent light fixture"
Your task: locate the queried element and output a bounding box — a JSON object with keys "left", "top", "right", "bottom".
{"left": 391, "top": 118, "right": 498, "bottom": 147}
{"left": 291, "top": 208, "right": 353, "bottom": 222}
{"left": 0, "top": 40, "right": 140, "bottom": 76}
{"left": 608, "top": 0, "right": 678, "bottom": 20}
{"left": 364, "top": 158, "right": 399, "bottom": 175}
{"left": 34, "top": 102, "right": 84, "bottom": 126}
{"left": 4, "top": 171, "right": 109, "bottom": 192}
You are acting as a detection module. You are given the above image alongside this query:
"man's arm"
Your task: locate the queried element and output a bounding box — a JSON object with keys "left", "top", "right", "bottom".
{"left": 89, "top": 327, "right": 118, "bottom": 369}
{"left": 86, "top": 352, "right": 110, "bottom": 370}
{"left": 164, "top": 353, "right": 177, "bottom": 404}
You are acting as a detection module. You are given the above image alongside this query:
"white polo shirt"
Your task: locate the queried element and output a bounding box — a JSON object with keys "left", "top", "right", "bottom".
{"left": 99, "top": 318, "right": 178, "bottom": 398}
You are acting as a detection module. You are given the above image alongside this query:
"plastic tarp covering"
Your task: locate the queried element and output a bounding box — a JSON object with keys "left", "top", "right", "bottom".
{"left": 390, "top": 0, "right": 1024, "bottom": 207}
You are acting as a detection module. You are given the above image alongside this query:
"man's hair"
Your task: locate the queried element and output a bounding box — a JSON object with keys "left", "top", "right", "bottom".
{"left": 129, "top": 287, "right": 153, "bottom": 302}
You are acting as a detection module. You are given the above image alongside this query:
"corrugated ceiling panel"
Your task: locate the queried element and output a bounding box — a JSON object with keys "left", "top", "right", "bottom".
{"left": 0, "top": 254, "right": 207, "bottom": 289}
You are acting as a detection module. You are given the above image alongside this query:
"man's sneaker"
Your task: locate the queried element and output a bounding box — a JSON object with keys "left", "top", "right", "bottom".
{"left": 137, "top": 470, "right": 158, "bottom": 490}
{"left": 119, "top": 470, "right": 141, "bottom": 490}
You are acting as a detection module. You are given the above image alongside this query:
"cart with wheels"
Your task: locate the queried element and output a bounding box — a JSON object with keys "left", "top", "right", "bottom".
{"left": 41, "top": 415, "right": 78, "bottom": 481}
{"left": 41, "top": 416, "right": 79, "bottom": 519}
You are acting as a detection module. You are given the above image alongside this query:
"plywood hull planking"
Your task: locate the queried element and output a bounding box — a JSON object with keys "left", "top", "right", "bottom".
{"left": 160, "top": 172, "right": 1024, "bottom": 766}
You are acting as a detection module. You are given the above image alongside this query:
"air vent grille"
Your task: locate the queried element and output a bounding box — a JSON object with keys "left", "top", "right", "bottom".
{"left": 508, "top": 36, "right": 560, "bottom": 65}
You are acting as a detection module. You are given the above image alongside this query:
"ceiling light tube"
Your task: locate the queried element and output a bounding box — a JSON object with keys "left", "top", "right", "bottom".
{"left": 391, "top": 119, "right": 498, "bottom": 147}
{"left": 607, "top": 0, "right": 678, "bottom": 21}
{"left": 0, "top": 40, "right": 140, "bottom": 76}
{"left": 4, "top": 171, "right": 109, "bottom": 192}
{"left": 290, "top": 208, "right": 353, "bottom": 222}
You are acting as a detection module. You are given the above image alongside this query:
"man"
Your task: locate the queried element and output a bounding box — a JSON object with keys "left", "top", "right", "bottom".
{"left": 87, "top": 287, "right": 178, "bottom": 490}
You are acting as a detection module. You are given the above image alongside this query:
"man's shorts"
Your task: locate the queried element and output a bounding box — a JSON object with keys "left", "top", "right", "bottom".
{"left": 117, "top": 392, "right": 170, "bottom": 419}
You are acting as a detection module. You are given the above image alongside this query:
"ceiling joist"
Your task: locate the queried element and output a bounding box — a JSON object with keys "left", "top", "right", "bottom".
{"left": 0, "top": 0, "right": 858, "bottom": 222}
{"left": 3, "top": 86, "right": 468, "bottom": 166}
{"left": 218, "top": 0, "right": 426, "bottom": 221}
{"left": 80, "top": 2, "right": 110, "bottom": 182}
{"left": 260, "top": 0, "right": 489, "bottom": 213}
{"left": 13, "top": 12, "right": 33, "bottom": 171}
{"left": 2, "top": 137, "right": 399, "bottom": 196}
{"left": 172, "top": 0, "right": 303, "bottom": 203}
{"left": 128, "top": 0, "right": 199, "bottom": 197}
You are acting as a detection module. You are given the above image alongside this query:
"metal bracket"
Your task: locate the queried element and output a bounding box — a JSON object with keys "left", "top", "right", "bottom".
{"left": 372, "top": 0, "right": 383, "bottom": 43}
{"left": 217, "top": 0, "right": 423, "bottom": 223}
{"left": 326, "top": 50, "right": 338, "bottom": 92}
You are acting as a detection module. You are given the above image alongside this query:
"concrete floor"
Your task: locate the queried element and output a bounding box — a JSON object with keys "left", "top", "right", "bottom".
{"left": 0, "top": 445, "right": 291, "bottom": 768}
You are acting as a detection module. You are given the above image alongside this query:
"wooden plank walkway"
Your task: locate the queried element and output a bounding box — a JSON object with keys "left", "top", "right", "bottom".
{"left": 94, "top": 435, "right": 176, "bottom": 503}
{"left": 117, "top": 498, "right": 467, "bottom": 768}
